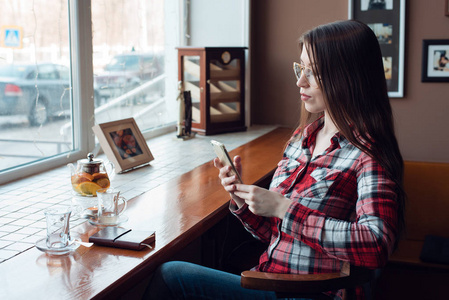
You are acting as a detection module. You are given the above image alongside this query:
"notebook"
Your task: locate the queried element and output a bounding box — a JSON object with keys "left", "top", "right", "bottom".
{"left": 89, "top": 227, "right": 155, "bottom": 251}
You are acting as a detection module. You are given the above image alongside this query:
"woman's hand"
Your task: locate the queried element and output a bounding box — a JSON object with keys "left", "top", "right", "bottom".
{"left": 213, "top": 155, "right": 245, "bottom": 207}
{"left": 233, "top": 184, "right": 292, "bottom": 219}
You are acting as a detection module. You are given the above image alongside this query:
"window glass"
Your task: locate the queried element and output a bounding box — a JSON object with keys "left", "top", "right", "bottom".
{"left": 0, "top": 0, "right": 178, "bottom": 181}
{"left": 92, "top": 0, "right": 172, "bottom": 131}
{"left": 0, "top": 0, "right": 73, "bottom": 173}
{"left": 36, "top": 65, "right": 57, "bottom": 80}
{"left": 57, "top": 65, "right": 70, "bottom": 81}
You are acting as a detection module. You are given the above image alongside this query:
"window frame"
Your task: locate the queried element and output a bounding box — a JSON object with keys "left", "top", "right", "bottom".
{"left": 0, "top": 0, "right": 180, "bottom": 186}
{"left": 0, "top": 0, "right": 94, "bottom": 185}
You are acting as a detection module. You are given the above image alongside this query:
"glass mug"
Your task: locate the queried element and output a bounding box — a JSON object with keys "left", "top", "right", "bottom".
{"left": 96, "top": 188, "right": 127, "bottom": 225}
{"left": 45, "top": 208, "right": 72, "bottom": 249}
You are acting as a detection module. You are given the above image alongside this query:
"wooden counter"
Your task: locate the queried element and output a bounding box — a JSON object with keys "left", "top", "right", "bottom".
{"left": 0, "top": 127, "right": 292, "bottom": 300}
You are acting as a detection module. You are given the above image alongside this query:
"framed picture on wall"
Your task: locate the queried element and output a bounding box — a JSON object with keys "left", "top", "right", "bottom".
{"left": 348, "top": 0, "right": 406, "bottom": 98}
{"left": 421, "top": 39, "right": 449, "bottom": 82}
{"left": 446, "top": 0, "right": 449, "bottom": 16}
{"left": 92, "top": 118, "right": 154, "bottom": 173}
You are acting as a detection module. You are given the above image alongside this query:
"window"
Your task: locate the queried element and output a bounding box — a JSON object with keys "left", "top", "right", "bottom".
{"left": 0, "top": 0, "right": 179, "bottom": 185}
{"left": 91, "top": 1, "right": 173, "bottom": 131}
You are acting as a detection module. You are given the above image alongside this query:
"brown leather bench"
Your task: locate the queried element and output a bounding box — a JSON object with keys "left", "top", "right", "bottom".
{"left": 376, "top": 161, "right": 449, "bottom": 299}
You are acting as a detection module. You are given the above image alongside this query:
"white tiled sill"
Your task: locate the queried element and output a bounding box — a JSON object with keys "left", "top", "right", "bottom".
{"left": 0, "top": 125, "right": 277, "bottom": 263}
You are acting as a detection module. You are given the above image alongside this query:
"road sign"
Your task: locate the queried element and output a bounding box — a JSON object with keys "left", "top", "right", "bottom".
{"left": 1, "top": 26, "right": 23, "bottom": 49}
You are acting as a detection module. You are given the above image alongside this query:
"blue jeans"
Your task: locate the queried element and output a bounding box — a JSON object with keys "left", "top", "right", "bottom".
{"left": 143, "top": 261, "right": 308, "bottom": 300}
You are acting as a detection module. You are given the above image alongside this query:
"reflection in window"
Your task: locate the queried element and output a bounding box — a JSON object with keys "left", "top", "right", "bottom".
{"left": 0, "top": 0, "right": 73, "bottom": 172}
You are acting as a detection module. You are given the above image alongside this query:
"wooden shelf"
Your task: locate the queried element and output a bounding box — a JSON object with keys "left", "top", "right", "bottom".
{"left": 211, "top": 103, "right": 240, "bottom": 123}
{"left": 210, "top": 92, "right": 240, "bottom": 104}
{"left": 210, "top": 81, "right": 240, "bottom": 103}
{"left": 210, "top": 69, "right": 240, "bottom": 80}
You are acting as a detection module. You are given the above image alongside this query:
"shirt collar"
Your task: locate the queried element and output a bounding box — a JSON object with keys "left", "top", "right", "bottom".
{"left": 302, "top": 117, "right": 324, "bottom": 139}
{"left": 302, "top": 116, "right": 348, "bottom": 148}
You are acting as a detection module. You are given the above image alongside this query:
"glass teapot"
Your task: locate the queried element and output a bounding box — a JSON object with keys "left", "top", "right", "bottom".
{"left": 68, "top": 153, "right": 115, "bottom": 197}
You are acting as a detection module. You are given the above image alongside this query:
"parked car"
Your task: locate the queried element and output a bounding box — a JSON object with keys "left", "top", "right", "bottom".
{"left": 0, "top": 63, "right": 71, "bottom": 126}
{"left": 94, "top": 52, "right": 164, "bottom": 105}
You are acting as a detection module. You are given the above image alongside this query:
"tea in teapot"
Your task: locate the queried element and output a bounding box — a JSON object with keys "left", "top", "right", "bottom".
{"left": 68, "top": 153, "right": 114, "bottom": 196}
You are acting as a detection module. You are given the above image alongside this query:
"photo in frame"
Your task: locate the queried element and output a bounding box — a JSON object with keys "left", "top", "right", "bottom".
{"left": 92, "top": 118, "right": 154, "bottom": 173}
{"left": 348, "top": 0, "right": 406, "bottom": 97}
{"left": 421, "top": 39, "right": 449, "bottom": 82}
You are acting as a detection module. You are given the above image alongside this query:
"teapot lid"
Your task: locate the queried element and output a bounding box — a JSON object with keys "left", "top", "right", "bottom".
{"left": 79, "top": 153, "right": 103, "bottom": 166}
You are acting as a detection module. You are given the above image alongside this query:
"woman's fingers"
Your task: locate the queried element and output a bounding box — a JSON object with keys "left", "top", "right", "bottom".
{"left": 214, "top": 157, "right": 246, "bottom": 208}
{"left": 233, "top": 155, "right": 242, "bottom": 175}
{"left": 214, "top": 158, "right": 240, "bottom": 192}
{"left": 233, "top": 185, "right": 290, "bottom": 218}
{"left": 213, "top": 157, "right": 223, "bottom": 169}
{"left": 233, "top": 184, "right": 253, "bottom": 202}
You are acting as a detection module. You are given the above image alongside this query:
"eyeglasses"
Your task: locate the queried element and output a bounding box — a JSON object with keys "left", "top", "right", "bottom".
{"left": 293, "top": 62, "right": 319, "bottom": 88}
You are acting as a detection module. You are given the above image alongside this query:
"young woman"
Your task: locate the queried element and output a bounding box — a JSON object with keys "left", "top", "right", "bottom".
{"left": 144, "top": 20, "right": 405, "bottom": 300}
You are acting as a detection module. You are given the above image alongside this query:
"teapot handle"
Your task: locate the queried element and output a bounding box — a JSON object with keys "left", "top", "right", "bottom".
{"left": 105, "top": 161, "right": 116, "bottom": 179}
{"left": 67, "top": 163, "right": 75, "bottom": 173}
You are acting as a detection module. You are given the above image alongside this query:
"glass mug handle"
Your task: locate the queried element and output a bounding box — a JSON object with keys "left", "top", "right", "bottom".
{"left": 116, "top": 196, "right": 127, "bottom": 216}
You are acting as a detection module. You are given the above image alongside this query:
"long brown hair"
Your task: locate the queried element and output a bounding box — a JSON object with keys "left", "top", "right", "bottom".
{"left": 298, "top": 20, "right": 406, "bottom": 238}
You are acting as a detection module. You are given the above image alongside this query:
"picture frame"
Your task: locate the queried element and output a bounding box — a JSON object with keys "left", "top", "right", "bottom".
{"left": 421, "top": 39, "right": 449, "bottom": 82}
{"left": 92, "top": 118, "right": 154, "bottom": 173}
{"left": 446, "top": 0, "right": 449, "bottom": 16}
{"left": 348, "top": 0, "right": 406, "bottom": 98}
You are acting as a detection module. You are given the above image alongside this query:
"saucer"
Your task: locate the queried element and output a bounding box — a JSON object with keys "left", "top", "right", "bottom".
{"left": 88, "top": 214, "right": 129, "bottom": 226}
{"left": 35, "top": 237, "right": 80, "bottom": 255}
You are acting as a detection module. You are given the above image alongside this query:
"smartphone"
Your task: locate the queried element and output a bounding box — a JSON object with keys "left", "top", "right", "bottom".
{"left": 211, "top": 140, "right": 243, "bottom": 184}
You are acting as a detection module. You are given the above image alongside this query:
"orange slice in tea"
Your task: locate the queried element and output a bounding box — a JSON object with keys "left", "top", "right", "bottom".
{"left": 79, "top": 172, "right": 94, "bottom": 181}
{"left": 71, "top": 172, "right": 94, "bottom": 185}
{"left": 72, "top": 183, "right": 82, "bottom": 194}
{"left": 95, "top": 177, "right": 110, "bottom": 188}
{"left": 92, "top": 173, "right": 108, "bottom": 180}
{"left": 77, "top": 181, "right": 102, "bottom": 196}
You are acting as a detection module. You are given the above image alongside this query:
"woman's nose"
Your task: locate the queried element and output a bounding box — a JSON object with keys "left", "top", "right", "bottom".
{"left": 296, "top": 73, "right": 308, "bottom": 88}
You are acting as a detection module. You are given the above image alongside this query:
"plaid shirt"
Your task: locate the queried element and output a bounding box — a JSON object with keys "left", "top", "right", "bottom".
{"left": 231, "top": 118, "right": 399, "bottom": 299}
